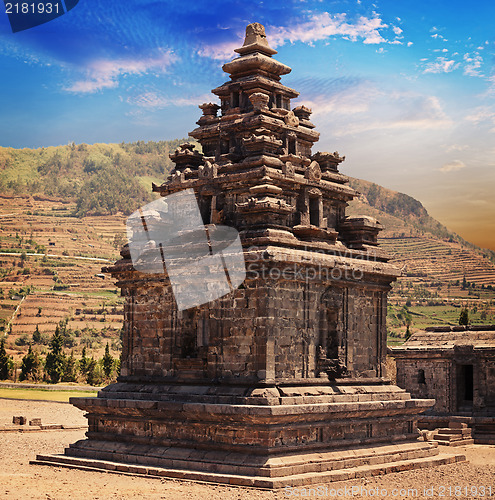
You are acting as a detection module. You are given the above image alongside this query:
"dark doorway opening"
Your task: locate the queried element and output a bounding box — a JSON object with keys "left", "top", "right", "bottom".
{"left": 200, "top": 196, "right": 212, "bottom": 225}
{"left": 457, "top": 364, "right": 474, "bottom": 411}
{"left": 323, "top": 308, "right": 338, "bottom": 359}
{"left": 309, "top": 197, "right": 320, "bottom": 226}
{"left": 463, "top": 364, "right": 474, "bottom": 401}
{"left": 288, "top": 137, "right": 296, "bottom": 155}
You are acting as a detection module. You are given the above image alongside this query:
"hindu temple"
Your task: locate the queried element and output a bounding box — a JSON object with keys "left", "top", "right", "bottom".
{"left": 34, "top": 22, "right": 464, "bottom": 487}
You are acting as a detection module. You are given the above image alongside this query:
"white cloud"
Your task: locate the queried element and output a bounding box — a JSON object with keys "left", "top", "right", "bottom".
{"left": 486, "top": 75, "right": 495, "bottom": 97}
{"left": 308, "top": 90, "right": 452, "bottom": 136}
{"left": 393, "top": 26, "right": 403, "bottom": 35}
{"left": 127, "top": 91, "right": 211, "bottom": 108}
{"left": 297, "top": 81, "right": 381, "bottom": 117}
{"left": 439, "top": 160, "right": 466, "bottom": 173}
{"left": 423, "top": 57, "right": 459, "bottom": 74}
{"left": 65, "top": 50, "right": 177, "bottom": 93}
{"left": 268, "top": 13, "right": 388, "bottom": 47}
{"left": 463, "top": 52, "right": 483, "bottom": 77}
{"left": 465, "top": 106, "right": 495, "bottom": 130}
{"left": 407, "top": 42, "right": 413, "bottom": 47}
{"left": 197, "top": 40, "right": 240, "bottom": 61}
{"left": 444, "top": 144, "right": 469, "bottom": 153}
{"left": 198, "top": 13, "right": 389, "bottom": 60}
{"left": 431, "top": 33, "right": 448, "bottom": 42}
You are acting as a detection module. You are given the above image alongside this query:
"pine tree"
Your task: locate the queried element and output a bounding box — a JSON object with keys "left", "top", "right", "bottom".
{"left": 62, "top": 351, "right": 77, "bottom": 382}
{"left": 79, "top": 346, "right": 89, "bottom": 376}
{"left": 405, "top": 324, "right": 412, "bottom": 340}
{"left": 44, "top": 327, "right": 66, "bottom": 383}
{"left": 459, "top": 308, "right": 469, "bottom": 326}
{"left": 102, "top": 343, "right": 114, "bottom": 378}
{"left": 32, "top": 325, "right": 41, "bottom": 344}
{"left": 20, "top": 344, "right": 41, "bottom": 381}
{"left": 86, "top": 357, "right": 102, "bottom": 386}
{"left": 0, "top": 338, "right": 13, "bottom": 380}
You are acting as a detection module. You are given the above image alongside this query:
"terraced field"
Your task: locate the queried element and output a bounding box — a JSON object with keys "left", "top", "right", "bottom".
{"left": 0, "top": 195, "right": 125, "bottom": 361}
{"left": 380, "top": 236, "right": 495, "bottom": 287}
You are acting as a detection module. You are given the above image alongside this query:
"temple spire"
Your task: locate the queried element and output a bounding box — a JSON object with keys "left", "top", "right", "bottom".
{"left": 222, "top": 22, "right": 290, "bottom": 81}
{"left": 234, "top": 22, "right": 277, "bottom": 57}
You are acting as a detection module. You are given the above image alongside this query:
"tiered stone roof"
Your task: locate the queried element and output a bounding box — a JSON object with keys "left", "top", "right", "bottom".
{"left": 153, "top": 22, "right": 385, "bottom": 255}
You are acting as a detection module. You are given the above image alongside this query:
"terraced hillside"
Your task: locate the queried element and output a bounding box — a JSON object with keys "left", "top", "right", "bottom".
{"left": 380, "top": 237, "right": 495, "bottom": 287}
{"left": 2, "top": 141, "right": 495, "bottom": 359}
{"left": 0, "top": 194, "right": 125, "bottom": 361}
{"left": 347, "top": 179, "right": 495, "bottom": 289}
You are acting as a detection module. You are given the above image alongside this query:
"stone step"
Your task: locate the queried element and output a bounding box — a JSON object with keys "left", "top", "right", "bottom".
{"left": 440, "top": 439, "right": 474, "bottom": 447}
{"left": 31, "top": 451, "right": 466, "bottom": 489}
{"left": 60, "top": 439, "right": 441, "bottom": 478}
{"left": 436, "top": 429, "right": 471, "bottom": 437}
{"left": 448, "top": 422, "right": 468, "bottom": 429}
{"left": 433, "top": 434, "right": 463, "bottom": 442}
{"left": 96, "top": 390, "right": 411, "bottom": 404}
{"left": 436, "top": 428, "right": 471, "bottom": 436}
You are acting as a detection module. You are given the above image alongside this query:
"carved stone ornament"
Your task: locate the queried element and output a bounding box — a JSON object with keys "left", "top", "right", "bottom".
{"left": 305, "top": 160, "right": 321, "bottom": 182}
{"left": 199, "top": 102, "right": 220, "bottom": 117}
{"left": 307, "top": 187, "right": 322, "bottom": 197}
{"left": 249, "top": 92, "right": 270, "bottom": 111}
{"left": 199, "top": 160, "right": 218, "bottom": 179}
{"left": 284, "top": 110, "right": 299, "bottom": 128}
{"left": 282, "top": 161, "right": 295, "bottom": 178}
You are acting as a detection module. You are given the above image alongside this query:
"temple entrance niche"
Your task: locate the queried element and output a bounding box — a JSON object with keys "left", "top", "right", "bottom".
{"left": 318, "top": 287, "right": 347, "bottom": 379}
{"left": 457, "top": 363, "right": 474, "bottom": 411}
{"left": 176, "top": 307, "right": 209, "bottom": 359}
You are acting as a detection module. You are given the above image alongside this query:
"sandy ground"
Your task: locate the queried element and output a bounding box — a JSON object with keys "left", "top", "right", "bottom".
{"left": 0, "top": 399, "right": 494, "bottom": 499}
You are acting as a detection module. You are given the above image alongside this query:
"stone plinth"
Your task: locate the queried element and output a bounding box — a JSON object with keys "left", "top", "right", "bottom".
{"left": 32, "top": 382, "right": 465, "bottom": 487}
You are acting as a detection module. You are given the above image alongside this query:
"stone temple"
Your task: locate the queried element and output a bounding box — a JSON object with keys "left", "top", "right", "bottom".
{"left": 392, "top": 325, "right": 495, "bottom": 445}
{"left": 34, "top": 23, "right": 464, "bottom": 487}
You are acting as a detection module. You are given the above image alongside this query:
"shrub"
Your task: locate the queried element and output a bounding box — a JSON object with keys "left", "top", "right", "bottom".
{"left": 14, "top": 334, "right": 30, "bottom": 346}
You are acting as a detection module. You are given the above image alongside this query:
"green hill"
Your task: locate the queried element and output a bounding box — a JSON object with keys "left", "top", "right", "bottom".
{"left": 0, "top": 139, "right": 189, "bottom": 217}
{"left": 2, "top": 140, "right": 495, "bottom": 286}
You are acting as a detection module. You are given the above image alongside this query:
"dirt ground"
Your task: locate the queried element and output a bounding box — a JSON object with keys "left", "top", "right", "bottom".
{"left": 0, "top": 399, "right": 494, "bottom": 499}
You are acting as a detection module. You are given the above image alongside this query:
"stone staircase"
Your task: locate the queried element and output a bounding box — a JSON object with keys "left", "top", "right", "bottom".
{"left": 432, "top": 422, "right": 474, "bottom": 447}
{"left": 32, "top": 441, "right": 465, "bottom": 488}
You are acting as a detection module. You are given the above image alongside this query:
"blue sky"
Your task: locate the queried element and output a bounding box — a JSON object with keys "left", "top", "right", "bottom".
{"left": 1, "top": 0, "right": 494, "bottom": 249}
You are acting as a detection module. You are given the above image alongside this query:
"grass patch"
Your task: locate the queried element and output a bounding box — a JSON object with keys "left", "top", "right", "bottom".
{"left": 0, "top": 387, "right": 97, "bottom": 402}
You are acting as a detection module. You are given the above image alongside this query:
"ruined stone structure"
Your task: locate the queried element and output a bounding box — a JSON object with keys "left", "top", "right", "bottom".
{"left": 34, "top": 23, "right": 464, "bottom": 487}
{"left": 392, "top": 325, "right": 495, "bottom": 444}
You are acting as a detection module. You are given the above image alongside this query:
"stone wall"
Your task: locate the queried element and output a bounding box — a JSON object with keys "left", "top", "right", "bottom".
{"left": 396, "top": 359, "right": 452, "bottom": 412}
{"left": 118, "top": 255, "right": 389, "bottom": 384}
